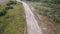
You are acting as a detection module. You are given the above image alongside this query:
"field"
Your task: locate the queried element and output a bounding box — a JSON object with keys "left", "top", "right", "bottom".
{"left": 0, "top": 1, "right": 25, "bottom": 34}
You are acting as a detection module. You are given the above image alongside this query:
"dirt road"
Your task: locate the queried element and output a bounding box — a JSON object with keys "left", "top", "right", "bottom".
{"left": 17, "top": 0, "right": 42, "bottom": 34}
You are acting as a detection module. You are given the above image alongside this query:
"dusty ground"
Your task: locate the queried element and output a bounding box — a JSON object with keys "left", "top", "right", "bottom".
{"left": 33, "top": 6, "right": 60, "bottom": 34}
{"left": 34, "top": 12, "right": 56, "bottom": 34}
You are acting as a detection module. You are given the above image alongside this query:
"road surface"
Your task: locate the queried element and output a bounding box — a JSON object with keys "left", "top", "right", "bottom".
{"left": 17, "top": 0, "right": 42, "bottom": 34}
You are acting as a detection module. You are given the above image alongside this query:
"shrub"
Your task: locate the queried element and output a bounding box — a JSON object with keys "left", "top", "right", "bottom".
{"left": 0, "top": 9, "right": 6, "bottom": 16}
{"left": 5, "top": 6, "right": 13, "bottom": 10}
{"left": 6, "top": 0, "right": 16, "bottom": 6}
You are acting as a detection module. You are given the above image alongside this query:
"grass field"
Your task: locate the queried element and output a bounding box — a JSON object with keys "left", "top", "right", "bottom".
{"left": 0, "top": 1, "right": 25, "bottom": 34}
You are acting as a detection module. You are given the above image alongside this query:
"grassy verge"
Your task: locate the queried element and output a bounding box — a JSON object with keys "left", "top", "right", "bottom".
{"left": 0, "top": 1, "right": 25, "bottom": 34}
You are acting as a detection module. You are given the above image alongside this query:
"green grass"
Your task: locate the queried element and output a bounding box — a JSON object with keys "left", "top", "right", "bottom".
{"left": 0, "top": 2, "right": 25, "bottom": 34}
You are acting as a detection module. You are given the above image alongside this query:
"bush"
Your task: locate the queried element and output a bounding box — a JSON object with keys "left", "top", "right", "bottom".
{"left": 0, "top": 9, "right": 6, "bottom": 16}
{"left": 6, "top": 0, "right": 16, "bottom": 6}
{"left": 5, "top": 6, "right": 13, "bottom": 10}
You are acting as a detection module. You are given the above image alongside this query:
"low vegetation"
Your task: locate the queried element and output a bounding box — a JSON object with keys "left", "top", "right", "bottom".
{"left": 0, "top": 0, "right": 25, "bottom": 34}
{"left": 27, "top": 1, "right": 60, "bottom": 24}
{"left": 0, "top": 9, "right": 6, "bottom": 16}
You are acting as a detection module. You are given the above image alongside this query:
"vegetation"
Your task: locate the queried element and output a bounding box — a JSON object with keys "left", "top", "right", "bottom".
{"left": 0, "top": 0, "right": 25, "bottom": 34}
{"left": 26, "top": 0, "right": 60, "bottom": 4}
{"left": 6, "top": 0, "right": 16, "bottom": 6}
{"left": 27, "top": 0, "right": 60, "bottom": 24}
{"left": 5, "top": 6, "right": 13, "bottom": 10}
{"left": 26, "top": 0, "right": 60, "bottom": 34}
{"left": 0, "top": 9, "right": 6, "bottom": 16}
{"left": 0, "top": 0, "right": 15, "bottom": 16}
